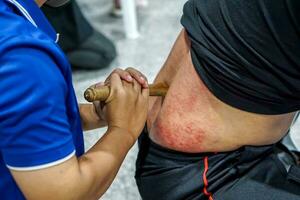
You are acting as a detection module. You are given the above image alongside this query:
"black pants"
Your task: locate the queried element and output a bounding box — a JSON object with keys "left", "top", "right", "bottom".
{"left": 135, "top": 130, "right": 300, "bottom": 200}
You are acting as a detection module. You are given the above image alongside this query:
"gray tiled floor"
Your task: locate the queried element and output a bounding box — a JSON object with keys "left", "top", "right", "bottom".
{"left": 72, "top": 1, "right": 300, "bottom": 199}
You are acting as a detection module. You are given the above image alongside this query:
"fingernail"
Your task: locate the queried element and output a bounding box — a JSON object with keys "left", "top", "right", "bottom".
{"left": 127, "top": 75, "right": 133, "bottom": 81}
{"left": 140, "top": 76, "right": 145, "bottom": 82}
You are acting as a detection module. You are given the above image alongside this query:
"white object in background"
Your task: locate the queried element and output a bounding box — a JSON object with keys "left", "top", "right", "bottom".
{"left": 283, "top": 112, "right": 300, "bottom": 151}
{"left": 289, "top": 113, "right": 300, "bottom": 151}
{"left": 121, "top": 0, "right": 139, "bottom": 39}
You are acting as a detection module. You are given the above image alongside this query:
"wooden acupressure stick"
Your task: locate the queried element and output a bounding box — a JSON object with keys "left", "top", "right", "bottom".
{"left": 84, "top": 82, "right": 169, "bottom": 102}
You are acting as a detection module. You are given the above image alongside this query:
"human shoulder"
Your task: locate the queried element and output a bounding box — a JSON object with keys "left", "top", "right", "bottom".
{"left": 0, "top": 0, "right": 57, "bottom": 54}
{"left": 0, "top": 32, "right": 70, "bottom": 114}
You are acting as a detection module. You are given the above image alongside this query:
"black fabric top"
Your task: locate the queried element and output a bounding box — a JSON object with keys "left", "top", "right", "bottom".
{"left": 181, "top": 0, "right": 300, "bottom": 114}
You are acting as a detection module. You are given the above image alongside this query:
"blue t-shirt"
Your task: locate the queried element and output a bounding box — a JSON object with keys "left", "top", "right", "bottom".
{"left": 0, "top": 0, "right": 84, "bottom": 199}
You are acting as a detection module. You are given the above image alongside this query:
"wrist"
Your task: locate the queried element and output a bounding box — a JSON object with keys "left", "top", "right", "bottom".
{"left": 107, "top": 126, "right": 136, "bottom": 147}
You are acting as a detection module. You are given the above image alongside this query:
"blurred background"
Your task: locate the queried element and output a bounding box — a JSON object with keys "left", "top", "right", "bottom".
{"left": 43, "top": 0, "right": 300, "bottom": 199}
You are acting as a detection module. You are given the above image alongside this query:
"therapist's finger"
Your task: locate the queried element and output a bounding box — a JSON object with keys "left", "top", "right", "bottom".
{"left": 106, "top": 73, "right": 123, "bottom": 103}
{"left": 132, "top": 78, "right": 142, "bottom": 95}
{"left": 126, "top": 67, "right": 148, "bottom": 88}
{"left": 112, "top": 68, "right": 134, "bottom": 83}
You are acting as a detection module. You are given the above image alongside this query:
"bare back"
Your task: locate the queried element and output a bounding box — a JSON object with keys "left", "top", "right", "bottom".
{"left": 147, "top": 30, "right": 296, "bottom": 153}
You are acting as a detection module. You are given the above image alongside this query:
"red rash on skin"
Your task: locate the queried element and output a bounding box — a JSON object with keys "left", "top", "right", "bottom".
{"left": 148, "top": 30, "right": 296, "bottom": 153}
{"left": 149, "top": 60, "right": 219, "bottom": 153}
{"left": 149, "top": 55, "right": 296, "bottom": 153}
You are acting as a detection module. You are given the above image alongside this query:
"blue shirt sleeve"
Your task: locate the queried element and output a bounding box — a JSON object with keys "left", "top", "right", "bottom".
{"left": 0, "top": 37, "right": 75, "bottom": 169}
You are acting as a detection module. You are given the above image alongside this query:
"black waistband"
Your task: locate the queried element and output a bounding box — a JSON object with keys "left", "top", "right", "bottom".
{"left": 138, "top": 127, "right": 274, "bottom": 164}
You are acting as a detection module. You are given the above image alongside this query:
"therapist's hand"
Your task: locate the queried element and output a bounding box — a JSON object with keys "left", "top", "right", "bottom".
{"left": 93, "top": 67, "right": 148, "bottom": 123}
{"left": 103, "top": 72, "right": 149, "bottom": 141}
{"left": 106, "top": 67, "right": 148, "bottom": 89}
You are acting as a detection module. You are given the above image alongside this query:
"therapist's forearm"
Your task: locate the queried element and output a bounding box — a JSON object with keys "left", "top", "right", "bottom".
{"left": 77, "top": 127, "right": 135, "bottom": 199}
{"left": 79, "top": 103, "right": 107, "bottom": 131}
{"left": 11, "top": 127, "right": 135, "bottom": 200}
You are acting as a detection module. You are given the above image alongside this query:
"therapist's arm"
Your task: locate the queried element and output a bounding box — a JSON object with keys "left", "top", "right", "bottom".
{"left": 79, "top": 103, "right": 106, "bottom": 131}
{"left": 10, "top": 73, "right": 149, "bottom": 200}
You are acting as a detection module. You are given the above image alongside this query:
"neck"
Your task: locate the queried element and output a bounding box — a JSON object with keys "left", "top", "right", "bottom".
{"left": 35, "top": 0, "right": 47, "bottom": 7}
